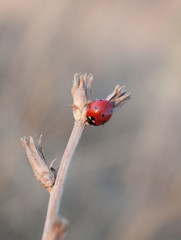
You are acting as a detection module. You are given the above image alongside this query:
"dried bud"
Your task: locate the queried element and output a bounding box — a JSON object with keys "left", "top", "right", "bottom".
{"left": 71, "top": 73, "right": 93, "bottom": 123}
{"left": 21, "top": 135, "right": 56, "bottom": 192}
{"left": 106, "top": 85, "right": 131, "bottom": 111}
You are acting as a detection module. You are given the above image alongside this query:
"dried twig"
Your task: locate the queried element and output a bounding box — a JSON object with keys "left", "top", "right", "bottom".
{"left": 21, "top": 135, "right": 56, "bottom": 192}
{"left": 21, "top": 73, "right": 130, "bottom": 240}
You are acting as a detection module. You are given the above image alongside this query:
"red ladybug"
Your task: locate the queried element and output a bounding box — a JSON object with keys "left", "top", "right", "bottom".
{"left": 86, "top": 99, "right": 113, "bottom": 126}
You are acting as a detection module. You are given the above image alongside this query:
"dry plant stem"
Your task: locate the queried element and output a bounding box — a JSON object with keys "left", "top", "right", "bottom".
{"left": 21, "top": 73, "right": 130, "bottom": 240}
{"left": 42, "top": 120, "right": 85, "bottom": 240}
{"left": 20, "top": 135, "right": 56, "bottom": 192}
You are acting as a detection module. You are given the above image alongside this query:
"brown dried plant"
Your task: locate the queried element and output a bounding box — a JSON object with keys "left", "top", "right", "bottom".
{"left": 21, "top": 73, "right": 130, "bottom": 240}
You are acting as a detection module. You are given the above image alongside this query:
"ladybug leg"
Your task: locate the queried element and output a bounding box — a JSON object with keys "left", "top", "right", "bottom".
{"left": 84, "top": 101, "right": 92, "bottom": 108}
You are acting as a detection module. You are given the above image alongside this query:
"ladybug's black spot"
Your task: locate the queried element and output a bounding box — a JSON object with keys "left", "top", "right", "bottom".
{"left": 89, "top": 105, "right": 91, "bottom": 108}
{"left": 99, "top": 99, "right": 102, "bottom": 101}
{"left": 102, "top": 113, "right": 105, "bottom": 117}
{"left": 94, "top": 107, "right": 98, "bottom": 110}
{"left": 110, "top": 109, "right": 113, "bottom": 113}
{"left": 103, "top": 121, "right": 106, "bottom": 124}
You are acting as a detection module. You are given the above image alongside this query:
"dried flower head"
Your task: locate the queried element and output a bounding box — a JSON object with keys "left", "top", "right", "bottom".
{"left": 71, "top": 73, "right": 93, "bottom": 123}
{"left": 21, "top": 135, "right": 56, "bottom": 192}
{"left": 106, "top": 84, "right": 131, "bottom": 111}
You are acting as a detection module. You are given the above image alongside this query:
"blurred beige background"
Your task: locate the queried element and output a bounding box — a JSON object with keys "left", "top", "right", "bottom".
{"left": 0, "top": 0, "right": 181, "bottom": 239}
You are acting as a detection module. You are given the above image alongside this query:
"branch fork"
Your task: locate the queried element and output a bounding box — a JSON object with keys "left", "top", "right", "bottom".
{"left": 21, "top": 73, "right": 130, "bottom": 240}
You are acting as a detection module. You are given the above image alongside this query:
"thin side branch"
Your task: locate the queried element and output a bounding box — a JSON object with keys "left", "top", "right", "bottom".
{"left": 21, "top": 135, "right": 56, "bottom": 192}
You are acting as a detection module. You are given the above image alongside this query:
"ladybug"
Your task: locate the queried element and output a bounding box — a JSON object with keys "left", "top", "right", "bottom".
{"left": 86, "top": 99, "right": 113, "bottom": 126}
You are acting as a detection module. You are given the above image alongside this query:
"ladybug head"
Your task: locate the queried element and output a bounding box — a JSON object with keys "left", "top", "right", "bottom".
{"left": 86, "top": 115, "right": 96, "bottom": 126}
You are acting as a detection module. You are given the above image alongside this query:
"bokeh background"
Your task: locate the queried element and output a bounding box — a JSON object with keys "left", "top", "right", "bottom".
{"left": 1, "top": 1, "right": 181, "bottom": 239}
